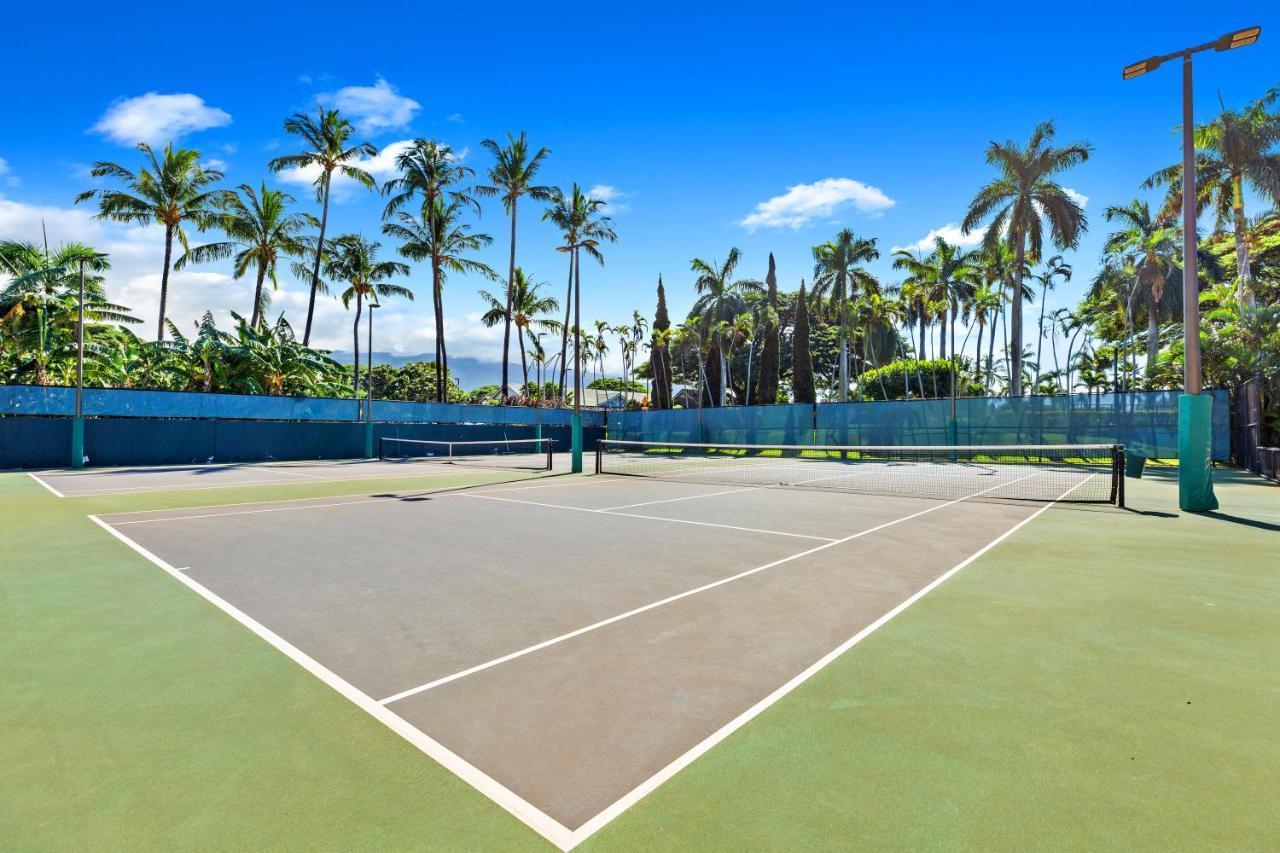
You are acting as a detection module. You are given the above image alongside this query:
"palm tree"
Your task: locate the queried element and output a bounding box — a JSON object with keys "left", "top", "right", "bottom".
{"left": 893, "top": 237, "right": 977, "bottom": 373}
{"left": 476, "top": 131, "right": 554, "bottom": 400}
{"left": 1103, "top": 200, "right": 1178, "bottom": 377}
{"left": 542, "top": 185, "right": 616, "bottom": 401}
{"left": 380, "top": 139, "right": 478, "bottom": 392}
{"left": 852, "top": 291, "right": 900, "bottom": 399}
{"left": 1145, "top": 89, "right": 1280, "bottom": 307}
{"left": 175, "top": 182, "right": 316, "bottom": 328}
{"left": 962, "top": 284, "right": 1003, "bottom": 392}
{"left": 268, "top": 108, "right": 377, "bottom": 345}
{"left": 479, "top": 268, "right": 559, "bottom": 393}
{"left": 383, "top": 197, "right": 497, "bottom": 400}
{"left": 1030, "top": 254, "right": 1072, "bottom": 390}
{"left": 690, "top": 248, "right": 763, "bottom": 406}
{"left": 322, "top": 235, "right": 412, "bottom": 392}
{"left": 74, "top": 142, "right": 228, "bottom": 341}
{"left": 811, "top": 229, "right": 880, "bottom": 401}
{"left": 962, "top": 120, "right": 1092, "bottom": 395}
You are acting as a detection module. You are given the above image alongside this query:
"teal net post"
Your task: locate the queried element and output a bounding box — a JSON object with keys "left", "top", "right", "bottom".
{"left": 946, "top": 418, "right": 958, "bottom": 446}
{"left": 70, "top": 417, "right": 84, "bottom": 468}
{"left": 363, "top": 419, "right": 375, "bottom": 459}
{"left": 1178, "top": 393, "right": 1218, "bottom": 512}
{"left": 571, "top": 413, "right": 583, "bottom": 473}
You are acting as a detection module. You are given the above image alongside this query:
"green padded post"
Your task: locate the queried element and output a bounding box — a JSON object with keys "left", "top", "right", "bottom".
{"left": 571, "top": 413, "right": 583, "bottom": 473}
{"left": 946, "top": 419, "right": 958, "bottom": 446}
{"left": 363, "top": 419, "right": 374, "bottom": 460}
{"left": 71, "top": 417, "right": 84, "bottom": 469}
{"left": 1178, "top": 393, "right": 1218, "bottom": 512}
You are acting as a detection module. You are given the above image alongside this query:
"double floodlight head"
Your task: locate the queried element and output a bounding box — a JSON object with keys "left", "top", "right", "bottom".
{"left": 1122, "top": 26, "right": 1260, "bottom": 79}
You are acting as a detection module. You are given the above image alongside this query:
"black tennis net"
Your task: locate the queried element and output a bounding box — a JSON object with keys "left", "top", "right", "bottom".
{"left": 596, "top": 440, "right": 1124, "bottom": 505}
{"left": 380, "top": 437, "right": 554, "bottom": 471}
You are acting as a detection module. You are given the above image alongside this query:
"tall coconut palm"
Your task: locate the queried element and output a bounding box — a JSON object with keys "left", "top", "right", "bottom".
{"left": 811, "top": 229, "right": 880, "bottom": 401}
{"left": 1103, "top": 200, "right": 1178, "bottom": 377}
{"left": 962, "top": 284, "right": 1003, "bottom": 392}
{"left": 961, "top": 120, "right": 1092, "bottom": 395}
{"left": 380, "top": 139, "right": 477, "bottom": 393}
{"left": 892, "top": 237, "right": 977, "bottom": 372}
{"left": 175, "top": 182, "right": 316, "bottom": 328}
{"left": 383, "top": 197, "right": 497, "bottom": 401}
{"left": 690, "top": 248, "right": 763, "bottom": 406}
{"left": 543, "top": 184, "right": 616, "bottom": 401}
{"left": 475, "top": 131, "right": 554, "bottom": 400}
{"left": 74, "top": 142, "right": 228, "bottom": 341}
{"left": 322, "top": 235, "right": 411, "bottom": 392}
{"left": 1145, "top": 89, "right": 1280, "bottom": 307}
{"left": 478, "top": 268, "right": 559, "bottom": 393}
{"left": 268, "top": 108, "right": 377, "bottom": 345}
{"left": 1029, "top": 254, "right": 1072, "bottom": 390}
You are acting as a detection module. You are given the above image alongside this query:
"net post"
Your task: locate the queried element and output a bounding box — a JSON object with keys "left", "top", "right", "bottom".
{"left": 1113, "top": 444, "right": 1125, "bottom": 508}
{"left": 594, "top": 440, "right": 603, "bottom": 474}
{"left": 545, "top": 438, "right": 553, "bottom": 471}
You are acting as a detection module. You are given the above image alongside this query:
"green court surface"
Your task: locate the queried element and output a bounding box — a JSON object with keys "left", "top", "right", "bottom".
{"left": 2, "top": 466, "right": 1277, "bottom": 850}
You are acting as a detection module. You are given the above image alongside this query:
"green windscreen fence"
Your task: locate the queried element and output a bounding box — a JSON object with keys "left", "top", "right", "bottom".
{"left": 607, "top": 390, "right": 1231, "bottom": 460}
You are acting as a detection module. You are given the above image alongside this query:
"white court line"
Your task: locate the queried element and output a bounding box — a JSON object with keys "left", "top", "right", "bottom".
{"left": 597, "top": 486, "right": 759, "bottom": 512}
{"left": 87, "top": 514, "right": 578, "bottom": 851}
{"left": 460, "top": 493, "right": 835, "bottom": 542}
{"left": 378, "top": 472, "right": 1040, "bottom": 706}
{"left": 27, "top": 472, "right": 66, "bottom": 498}
{"left": 565, "top": 474, "right": 1095, "bottom": 847}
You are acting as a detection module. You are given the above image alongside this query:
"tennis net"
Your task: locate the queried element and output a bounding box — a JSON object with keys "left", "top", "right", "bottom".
{"left": 596, "top": 440, "right": 1124, "bottom": 505}
{"left": 380, "top": 437, "right": 555, "bottom": 471}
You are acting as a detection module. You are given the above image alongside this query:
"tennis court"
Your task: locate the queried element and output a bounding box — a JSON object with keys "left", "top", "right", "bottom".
{"left": 86, "top": 441, "right": 1125, "bottom": 849}
{"left": 30, "top": 437, "right": 562, "bottom": 496}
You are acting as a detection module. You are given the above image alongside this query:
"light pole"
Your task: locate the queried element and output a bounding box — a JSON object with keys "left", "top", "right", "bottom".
{"left": 364, "top": 299, "right": 379, "bottom": 459}
{"left": 1122, "top": 24, "right": 1258, "bottom": 511}
{"left": 535, "top": 331, "right": 546, "bottom": 442}
{"left": 72, "top": 258, "right": 86, "bottom": 468}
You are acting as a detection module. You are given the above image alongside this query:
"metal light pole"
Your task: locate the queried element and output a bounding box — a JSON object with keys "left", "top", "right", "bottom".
{"left": 71, "top": 258, "right": 86, "bottom": 468}
{"left": 1122, "top": 25, "right": 1258, "bottom": 511}
{"left": 364, "top": 300, "right": 379, "bottom": 459}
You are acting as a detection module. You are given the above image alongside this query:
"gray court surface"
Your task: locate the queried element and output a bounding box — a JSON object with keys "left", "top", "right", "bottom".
{"left": 95, "top": 473, "right": 1071, "bottom": 836}
{"left": 34, "top": 454, "right": 565, "bottom": 496}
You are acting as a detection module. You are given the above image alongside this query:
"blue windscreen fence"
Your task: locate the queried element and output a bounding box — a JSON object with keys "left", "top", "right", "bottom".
{"left": 607, "top": 389, "right": 1231, "bottom": 460}
{"left": 0, "top": 384, "right": 604, "bottom": 427}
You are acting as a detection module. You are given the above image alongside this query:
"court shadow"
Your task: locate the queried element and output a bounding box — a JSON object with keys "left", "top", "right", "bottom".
{"left": 1122, "top": 507, "right": 1178, "bottom": 519}
{"left": 1203, "top": 511, "right": 1280, "bottom": 533}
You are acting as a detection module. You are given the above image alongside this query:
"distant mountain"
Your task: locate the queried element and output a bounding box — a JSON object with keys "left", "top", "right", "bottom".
{"left": 328, "top": 352, "right": 560, "bottom": 391}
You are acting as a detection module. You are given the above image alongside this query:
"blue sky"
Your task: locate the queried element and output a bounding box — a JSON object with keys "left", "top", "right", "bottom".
{"left": 2, "top": 1, "right": 1276, "bottom": 373}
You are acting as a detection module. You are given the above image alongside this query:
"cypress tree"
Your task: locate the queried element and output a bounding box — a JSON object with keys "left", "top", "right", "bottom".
{"left": 651, "top": 275, "right": 673, "bottom": 408}
{"left": 755, "top": 252, "right": 780, "bottom": 405}
{"left": 792, "top": 279, "right": 815, "bottom": 404}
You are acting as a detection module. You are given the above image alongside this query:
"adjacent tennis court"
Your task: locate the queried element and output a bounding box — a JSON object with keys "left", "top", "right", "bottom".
{"left": 85, "top": 441, "right": 1122, "bottom": 849}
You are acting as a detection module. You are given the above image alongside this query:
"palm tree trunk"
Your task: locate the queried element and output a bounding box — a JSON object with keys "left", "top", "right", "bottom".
{"left": 573, "top": 247, "right": 582, "bottom": 410}
{"left": 157, "top": 226, "right": 175, "bottom": 342}
{"left": 1231, "top": 174, "right": 1255, "bottom": 308}
{"left": 1146, "top": 300, "right": 1160, "bottom": 379}
{"left": 988, "top": 307, "right": 998, "bottom": 391}
{"left": 974, "top": 321, "right": 985, "bottom": 394}
{"left": 518, "top": 324, "right": 529, "bottom": 395}
{"left": 501, "top": 198, "right": 517, "bottom": 400}
{"left": 304, "top": 174, "right": 331, "bottom": 347}
{"left": 433, "top": 262, "right": 447, "bottom": 402}
{"left": 352, "top": 294, "right": 363, "bottom": 394}
{"left": 250, "top": 261, "right": 268, "bottom": 329}
{"left": 1010, "top": 238, "right": 1026, "bottom": 395}
{"left": 558, "top": 252, "right": 574, "bottom": 401}
{"left": 719, "top": 343, "right": 729, "bottom": 406}
{"left": 1035, "top": 285, "right": 1047, "bottom": 392}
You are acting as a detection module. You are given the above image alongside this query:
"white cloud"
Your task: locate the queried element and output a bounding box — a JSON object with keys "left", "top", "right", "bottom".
{"left": 740, "top": 177, "right": 895, "bottom": 231}
{"left": 446, "top": 113, "right": 464, "bottom": 124}
{"left": 587, "top": 184, "right": 630, "bottom": 213}
{"left": 319, "top": 77, "right": 420, "bottom": 135}
{"left": 275, "top": 138, "right": 413, "bottom": 200}
{"left": 89, "top": 92, "right": 232, "bottom": 146}
{"left": 1064, "top": 187, "right": 1089, "bottom": 208}
{"left": 205, "top": 158, "right": 229, "bottom": 172}
{"left": 891, "top": 222, "right": 987, "bottom": 253}
{"left": 0, "top": 157, "right": 15, "bottom": 189}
